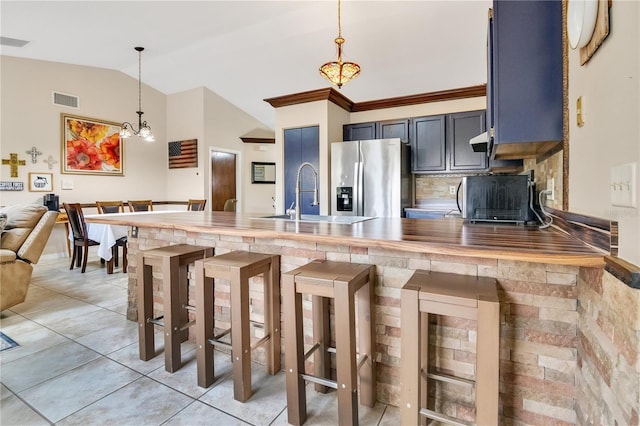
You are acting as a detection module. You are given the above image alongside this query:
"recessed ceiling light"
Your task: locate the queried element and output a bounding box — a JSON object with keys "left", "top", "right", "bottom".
{"left": 0, "top": 37, "right": 30, "bottom": 47}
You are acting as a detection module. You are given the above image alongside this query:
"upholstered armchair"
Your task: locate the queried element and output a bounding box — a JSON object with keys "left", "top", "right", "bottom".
{"left": 0, "top": 204, "right": 58, "bottom": 311}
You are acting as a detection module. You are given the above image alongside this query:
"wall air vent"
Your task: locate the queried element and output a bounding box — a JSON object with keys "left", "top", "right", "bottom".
{"left": 52, "top": 92, "right": 79, "bottom": 109}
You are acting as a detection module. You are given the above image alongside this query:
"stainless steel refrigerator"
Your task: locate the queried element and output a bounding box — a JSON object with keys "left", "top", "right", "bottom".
{"left": 331, "top": 138, "right": 411, "bottom": 218}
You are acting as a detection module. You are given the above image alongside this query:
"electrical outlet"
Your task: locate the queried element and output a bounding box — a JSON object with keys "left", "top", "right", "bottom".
{"left": 611, "top": 162, "right": 637, "bottom": 207}
{"left": 449, "top": 185, "right": 457, "bottom": 195}
{"left": 547, "top": 178, "right": 555, "bottom": 201}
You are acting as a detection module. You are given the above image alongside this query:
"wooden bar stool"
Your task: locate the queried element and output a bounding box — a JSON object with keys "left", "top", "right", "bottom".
{"left": 400, "top": 270, "right": 500, "bottom": 426}
{"left": 194, "top": 251, "right": 280, "bottom": 402}
{"left": 137, "top": 244, "right": 214, "bottom": 373}
{"left": 283, "top": 260, "right": 376, "bottom": 426}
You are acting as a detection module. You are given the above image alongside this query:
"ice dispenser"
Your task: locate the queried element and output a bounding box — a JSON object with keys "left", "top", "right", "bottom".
{"left": 335, "top": 186, "right": 353, "bottom": 212}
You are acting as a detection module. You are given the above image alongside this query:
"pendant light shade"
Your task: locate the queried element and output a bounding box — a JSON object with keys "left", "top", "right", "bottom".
{"left": 120, "top": 47, "right": 155, "bottom": 142}
{"left": 319, "top": 0, "right": 360, "bottom": 88}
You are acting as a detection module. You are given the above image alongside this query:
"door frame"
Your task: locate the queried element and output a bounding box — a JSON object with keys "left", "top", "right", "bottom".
{"left": 209, "top": 146, "right": 242, "bottom": 212}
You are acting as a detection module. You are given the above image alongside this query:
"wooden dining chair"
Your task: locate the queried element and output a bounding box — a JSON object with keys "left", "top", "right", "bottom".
{"left": 63, "top": 202, "right": 99, "bottom": 273}
{"left": 96, "top": 201, "right": 128, "bottom": 272}
{"left": 187, "top": 199, "right": 207, "bottom": 211}
{"left": 127, "top": 200, "right": 153, "bottom": 212}
{"left": 96, "top": 200, "right": 126, "bottom": 214}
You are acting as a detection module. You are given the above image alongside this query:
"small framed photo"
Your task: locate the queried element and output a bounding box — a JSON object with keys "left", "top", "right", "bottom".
{"left": 28, "top": 172, "right": 53, "bottom": 192}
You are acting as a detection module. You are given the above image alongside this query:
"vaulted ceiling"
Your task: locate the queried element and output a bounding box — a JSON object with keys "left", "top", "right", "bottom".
{"left": 1, "top": 1, "right": 491, "bottom": 127}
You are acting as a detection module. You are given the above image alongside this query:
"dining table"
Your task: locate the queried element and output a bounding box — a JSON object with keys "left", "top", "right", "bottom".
{"left": 69, "top": 217, "right": 128, "bottom": 273}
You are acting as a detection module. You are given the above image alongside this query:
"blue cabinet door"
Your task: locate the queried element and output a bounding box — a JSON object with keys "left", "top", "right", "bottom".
{"left": 449, "top": 110, "right": 488, "bottom": 171}
{"left": 491, "top": 0, "right": 563, "bottom": 147}
{"left": 343, "top": 122, "right": 378, "bottom": 141}
{"left": 284, "top": 126, "right": 320, "bottom": 215}
{"left": 410, "top": 115, "right": 446, "bottom": 172}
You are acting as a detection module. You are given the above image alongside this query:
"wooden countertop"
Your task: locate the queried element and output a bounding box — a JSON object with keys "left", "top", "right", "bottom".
{"left": 85, "top": 211, "right": 605, "bottom": 267}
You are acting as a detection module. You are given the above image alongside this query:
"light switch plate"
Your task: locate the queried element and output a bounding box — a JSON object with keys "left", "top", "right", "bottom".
{"left": 610, "top": 162, "right": 637, "bottom": 207}
{"left": 61, "top": 179, "right": 74, "bottom": 190}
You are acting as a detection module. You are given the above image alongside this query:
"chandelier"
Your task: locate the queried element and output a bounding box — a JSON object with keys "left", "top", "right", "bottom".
{"left": 120, "top": 47, "right": 155, "bottom": 142}
{"left": 319, "top": 0, "right": 361, "bottom": 88}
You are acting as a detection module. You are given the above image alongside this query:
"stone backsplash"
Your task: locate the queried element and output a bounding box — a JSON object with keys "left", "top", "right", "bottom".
{"left": 414, "top": 150, "right": 563, "bottom": 210}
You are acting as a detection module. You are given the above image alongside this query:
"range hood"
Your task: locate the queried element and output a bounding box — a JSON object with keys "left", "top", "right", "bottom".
{"left": 469, "top": 131, "right": 489, "bottom": 152}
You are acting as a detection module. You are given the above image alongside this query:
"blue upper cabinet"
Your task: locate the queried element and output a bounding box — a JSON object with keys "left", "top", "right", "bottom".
{"left": 489, "top": 0, "right": 563, "bottom": 159}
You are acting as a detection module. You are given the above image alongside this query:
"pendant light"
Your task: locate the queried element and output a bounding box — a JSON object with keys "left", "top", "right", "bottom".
{"left": 120, "top": 47, "right": 155, "bottom": 142}
{"left": 319, "top": 0, "right": 361, "bottom": 88}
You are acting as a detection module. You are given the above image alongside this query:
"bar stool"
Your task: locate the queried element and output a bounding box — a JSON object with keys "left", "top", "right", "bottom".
{"left": 283, "top": 260, "right": 376, "bottom": 426}
{"left": 194, "top": 251, "right": 280, "bottom": 402}
{"left": 137, "top": 244, "right": 214, "bottom": 373}
{"left": 400, "top": 270, "right": 500, "bottom": 425}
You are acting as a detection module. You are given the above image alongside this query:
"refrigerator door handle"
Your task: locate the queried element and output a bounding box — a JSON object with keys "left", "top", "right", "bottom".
{"left": 352, "top": 162, "right": 359, "bottom": 216}
{"left": 355, "top": 161, "right": 364, "bottom": 216}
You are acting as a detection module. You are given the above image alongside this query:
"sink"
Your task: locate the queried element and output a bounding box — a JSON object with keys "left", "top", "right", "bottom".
{"left": 256, "top": 214, "right": 375, "bottom": 224}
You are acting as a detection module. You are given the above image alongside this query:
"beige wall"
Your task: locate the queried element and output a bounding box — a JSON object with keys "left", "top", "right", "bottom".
{"left": 0, "top": 56, "right": 275, "bottom": 256}
{"left": 202, "top": 88, "right": 276, "bottom": 215}
{"left": 0, "top": 56, "right": 168, "bottom": 254}
{"left": 568, "top": 0, "right": 640, "bottom": 265}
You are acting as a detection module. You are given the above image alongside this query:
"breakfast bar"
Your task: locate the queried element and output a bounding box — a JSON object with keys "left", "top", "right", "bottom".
{"left": 87, "top": 210, "right": 611, "bottom": 423}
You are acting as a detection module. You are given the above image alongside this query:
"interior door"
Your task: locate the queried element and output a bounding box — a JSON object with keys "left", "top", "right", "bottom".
{"left": 210, "top": 151, "right": 236, "bottom": 211}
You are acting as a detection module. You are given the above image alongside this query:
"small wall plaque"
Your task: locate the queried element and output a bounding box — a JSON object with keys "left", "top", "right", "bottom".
{"left": 0, "top": 181, "right": 24, "bottom": 191}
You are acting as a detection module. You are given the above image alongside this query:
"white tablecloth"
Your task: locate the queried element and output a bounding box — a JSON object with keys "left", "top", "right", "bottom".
{"left": 69, "top": 223, "right": 128, "bottom": 261}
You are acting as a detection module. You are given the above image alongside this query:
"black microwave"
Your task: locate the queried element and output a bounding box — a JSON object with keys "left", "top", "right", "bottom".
{"left": 460, "top": 175, "right": 536, "bottom": 224}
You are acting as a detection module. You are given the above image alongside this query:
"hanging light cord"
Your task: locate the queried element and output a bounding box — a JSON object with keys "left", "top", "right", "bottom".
{"left": 137, "top": 49, "right": 142, "bottom": 116}
{"left": 337, "top": 0, "right": 342, "bottom": 38}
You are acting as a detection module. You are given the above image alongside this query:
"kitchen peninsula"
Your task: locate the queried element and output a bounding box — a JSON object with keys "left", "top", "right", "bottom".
{"left": 86, "top": 211, "right": 636, "bottom": 425}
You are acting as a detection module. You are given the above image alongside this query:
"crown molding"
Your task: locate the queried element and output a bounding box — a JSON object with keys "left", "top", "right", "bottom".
{"left": 264, "top": 84, "right": 486, "bottom": 112}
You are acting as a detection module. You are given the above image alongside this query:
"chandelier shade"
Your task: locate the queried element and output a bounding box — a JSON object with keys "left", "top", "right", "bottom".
{"left": 120, "top": 47, "right": 155, "bottom": 142}
{"left": 319, "top": 0, "right": 360, "bottom": 88}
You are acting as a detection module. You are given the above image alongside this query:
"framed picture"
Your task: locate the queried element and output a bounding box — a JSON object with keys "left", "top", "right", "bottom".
{"left": 251, "top": 162, "right": 276, "bottom": 184}
{"left": 28, "top": 172, "right": 53, "bottom": 192}
{"left": 61, "top": 113, "right": 124, "bottom": 176}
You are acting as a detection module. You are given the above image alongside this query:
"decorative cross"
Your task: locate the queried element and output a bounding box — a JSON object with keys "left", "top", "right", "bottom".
{"left": 2, "top": 153, "right": 27, "bottom": 178}
{"left": 44, "top": 155, "right": 59, "bottom": 170}
{"left": 25, "top": 146, "right": 43, "bottom": 164}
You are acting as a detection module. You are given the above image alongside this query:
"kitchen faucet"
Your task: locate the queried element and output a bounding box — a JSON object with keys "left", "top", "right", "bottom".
{"left": 290, "top": 162, "right": 319, "bottom": 221}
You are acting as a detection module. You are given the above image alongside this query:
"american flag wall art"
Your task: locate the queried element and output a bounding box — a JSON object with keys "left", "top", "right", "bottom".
{"left": 168, "top": 139, "right": 198, "bottom": 169}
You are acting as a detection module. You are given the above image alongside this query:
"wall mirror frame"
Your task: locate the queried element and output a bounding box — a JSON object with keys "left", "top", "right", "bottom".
{"left": 251, "top": 162, "right": 276, "bottom": 184}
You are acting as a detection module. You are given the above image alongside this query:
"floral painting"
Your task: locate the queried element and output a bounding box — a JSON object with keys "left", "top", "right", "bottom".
{"left": 61, "top": 114, "right": 124, "bottom": 176}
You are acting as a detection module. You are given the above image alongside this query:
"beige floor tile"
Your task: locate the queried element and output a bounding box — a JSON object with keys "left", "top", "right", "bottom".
{"left": 0, "top": 393, "right": 49, "bottom": 426}
{"left": 1, "top": 340, "right": 100, "bottom": 393}
{"left": 75, "top": 315, "right": 138, "bottom": 355}
{"left": 199, "top": 367, "right": 287, "bottom": 425}
{"left": 0, "top": 384, "right": 12, "bottom": 400}
{"left": 0, "top": 321, "right": 69, "bottom": 365}
{"left": 57, "top": 377, "right": 193, "bottom": 426}
{"left": 21, "top": 297, "right": 102, "bottom": 326}
{"left": 378, "top": 405, "right": 401, "bottom": 425}
{"left": 164, "top": 400, "right": 250, "bottom": 425}
{"left": 8, "top": 286, "right": 75, "bottom": 316}
{"left": 42, "top": 307, "right": 127, "bottom": 339}
{"left": 106, "top": 332, "right": 167, "bottom": 375}
{"left": 17, "top": 356, "right": 141, "bottom": 423}
{"left": 148, "top": 348, "right": 233, "bottom": 398}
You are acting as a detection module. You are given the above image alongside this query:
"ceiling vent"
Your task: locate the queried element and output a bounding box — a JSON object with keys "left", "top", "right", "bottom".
{"left": 52, "top": 92, "right": 79, "bottom": 109}
{"left": 0, "top": 37, "right": 30, "bottom": 47}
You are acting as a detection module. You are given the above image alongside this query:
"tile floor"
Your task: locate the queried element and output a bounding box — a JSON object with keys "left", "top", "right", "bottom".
{"left": 0, "top": 254, "right": 400, "bottom": 425}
